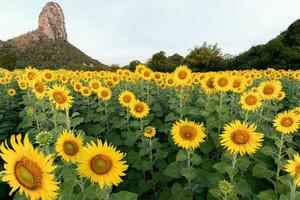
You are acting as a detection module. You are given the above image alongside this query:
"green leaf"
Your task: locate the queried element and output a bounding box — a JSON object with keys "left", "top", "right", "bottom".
{"left": 165, "top": 112, "right": 178, "bottom": 122}
{"left": 180, "top": 167, "right": 197, "bottom": 181}
{"left": 252, "top": 162, "right": 274, "bottom": 178}
{"left": 176, "top": 150, "right": 188, "bottom": 162}
{"left": 110, "top": 191, "right": 138, "bottom": 200}
{"left": 163, "top": 162, "right": 181, "bottom": 178}
{"left": 238, "top": 157, "right": 250, "bottom": 171}
{"left": 190, "top": 154, "right": 202, "bottom": 165}
{"left": 235, "top": 179, "right": 251, "bottom": 197}
{"left": 259, "top": 146, "right": 273, "bottom": 156}
{"left": 71, "top": 117, "right": 84, "bottom": 128}
{"left": 213, "top": 162, "right": 231, "bottom": 174}
{"left": 257, "top": 190, "right": 277, "bottom": 200}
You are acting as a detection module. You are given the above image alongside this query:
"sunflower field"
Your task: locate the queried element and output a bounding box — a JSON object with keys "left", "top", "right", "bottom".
{"left": 1, "top": 65, "right": 300, "bottom": 200}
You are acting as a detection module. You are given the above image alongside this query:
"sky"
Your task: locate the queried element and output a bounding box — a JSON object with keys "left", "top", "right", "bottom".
{"left": 0, "top": 0, "right": 300, "bottom": 66}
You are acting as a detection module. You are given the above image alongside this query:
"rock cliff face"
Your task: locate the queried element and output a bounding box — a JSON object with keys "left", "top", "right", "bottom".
{"left": 7, "top": 2, "right": 67, "bottom": 50}
{"left": 38, "top": 2, "right": 67, "bottom": 40}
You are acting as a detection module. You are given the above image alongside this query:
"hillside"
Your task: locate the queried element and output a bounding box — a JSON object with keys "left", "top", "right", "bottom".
{"left": 231, "top": 19, "right": 300, "bottom": 70}
{"left": 0, "top": 2, "right": 106, "bottom": 70}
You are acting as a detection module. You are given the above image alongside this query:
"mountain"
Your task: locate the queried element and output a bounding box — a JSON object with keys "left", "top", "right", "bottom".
{"left": 231, "top": 19, "right": 300, "bottom": 70}
{"left": 0, "top": 2, "right": 106, "bottom": 70}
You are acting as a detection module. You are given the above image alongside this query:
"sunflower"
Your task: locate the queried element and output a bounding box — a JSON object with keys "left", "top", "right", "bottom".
{"left": 144, "top": 126, "right": 156, "bottom": 138}
{"left": 18, "top": 80, "right": 28, "bottom": 90}
{"left": 97, "top": 87, "right": 112, "bottom": 101}
{"left": 89, "top": 79, "right": 101, "bottom": 92}
{"left": 118, "top": 90, "right": 136, "bottom": 107}
{"left": 240, "top": 91, "right": 262, "bottom": 111}
{"left": 73, "top": 81, "right": 83, "bottom": 92}
{"left": 292, "top": 107, "right": 300, "bottom": 116}
{"left": 129, "top": 100, "right": 150, "bottom": 119}
{"left": 276, "top": 91, "right": 285, "bottom": 100}
{"left": 7, "top": 88, "right": 16, "bottom": 97}
{"left": 201, "top": 75, "right": 216, "bottom": 94}
{"left": 48, "top": 84, "right": 73, "bottom": 110}
{"left": 220, "top": 120, "right": 264, "bottom": 155}
{"left": 273, "top": 111, "right": 300, "bottom": 134}
{"left": 81, "top": 86, "right": 92, "bottom": 97}
{"left": 232, "top": 77, "right": 246, "bottom": 93}
{"left": 25, "top": 66, "right": 38, "bottom": 81}
{"left": 173, "top": 65, "right": 192, "bottom": 86}
{"left": 285, "top": 154, "right": 300, "bottom": 187}
{"left": 0, "top": 134, "right": 59, "bottom": 200}
{"left": 258, "top": 80, "right": 282, "bottom": 100}
{"left": 42, "top": 70, "right": 54, "bottom": 82}
{"left": 55, "top": 130, "right": 83, "bottom": 163}
{"left": 171, "top": 119, "right": 206, "bottom": 149}
{"left": 77, "top": 140, "right": 128, "bottom": 189}
{"left": 31, "top": 78, "right": 46, "bottom": 99}
{"left": 213, "top": 73, "right": 232, "bottom": 92}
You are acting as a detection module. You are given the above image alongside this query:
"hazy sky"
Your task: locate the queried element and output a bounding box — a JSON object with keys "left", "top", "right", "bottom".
{"left": 0, "top": 0, "right": 300, "bottom": 66}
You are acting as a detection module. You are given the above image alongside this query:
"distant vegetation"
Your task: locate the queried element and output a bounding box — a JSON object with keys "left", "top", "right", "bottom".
{"left": 1, "top": 19, "right": 300, "bottom": 72}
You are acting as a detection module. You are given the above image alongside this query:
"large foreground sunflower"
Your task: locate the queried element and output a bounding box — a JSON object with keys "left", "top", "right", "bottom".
{"left": 48, "top": 84, "right": 73, "bottom": 110}
{"left": 55, "top": 130, "right": 83, "bottom": 163}
{"left": 77, "top": 140, "right": 128, "bottom": 189}
{"left": 220, "top": 120, "right": 264, "bottom": 155}
{"left": 171, "top": 119, "right": 206, "bottom": 149}
{"left": 0, "top": 134, "right": 59, "bottom": 200}
{"left": 273, "top": 111, "right": 300, "bottom": 134}
{"left": 130, "top": 100, "right": 150, "bottom": 119}
{"left": 285, "top": 154, "right": 300, "bottom": 186}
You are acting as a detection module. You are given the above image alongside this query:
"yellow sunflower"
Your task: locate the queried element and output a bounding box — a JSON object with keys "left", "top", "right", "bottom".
{"left": 48, "top": 84, "right": 73, "bottom": 110}
{"left": 171, "top": 119, "right": 206, "bottom": 149}
{"left": 240, "top": 91, "right": 262, "bottom": 111}
{"left": 7, "top": 88, "right": 16, "bottom": 97}
{"left": 89, "top": 79, "right": 102, "bottom": 92}
{"left": 276, "top": 91, "right": 286, "bottom": 100}
{"left": 42, "top": 70, "right": 54, "bottom": 82}
{"left": 0, "top": 134, "right": 59, "bottom": 200}
{"left": 273, "top": 111, "right": 300, "bottom": 134}
{"left": 258, "top": 80, "right": 282, "bottom": 100}
{"left": 285, "top": 154, "right": 300, "bottom": 187}
{"left": 97, "top": 87, "right": 112, "bottom": 101}
{"left": 18, "top": 80, "right": 28, "bottom": 90}
{"left": 213, "top": 73, "right": 232, "bottom": 92}
{"left": 31, "top": 78, "right": 46, "bottom": 99}
{"left": 55, "top": 130, "right": 83, "bottom": 163}
{"left": 173, "top": 65, "right": 192, "bottom": 86}
{"left": 220, "top": 120, "right": 264, "bottom": 155}
{"left": 25, "top": 66, "right": 38, "bottom": 81}
{"left": 118, "top": 90, "right": 136, "bottom": 107}
{"left": 129, "top": 100, "right": 150, "bottom": 119}
{"left": 80, "top": 86, "right": 92, "bottom": 97}
{"left": 77, "top": 140, "right": 128, "bottom": 189}
{"left": 144, "top": 126, "right": 156, "bottom": 138}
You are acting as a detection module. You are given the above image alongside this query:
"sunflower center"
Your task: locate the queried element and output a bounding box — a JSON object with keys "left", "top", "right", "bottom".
{"left": 179, "top": 126, "right": 196, "bottom": 141}
{"left": 63, "top": 141, "right": 79, "bottom": 156}
{"left": 231, "top": 130, "right": 249, "bottom": 144}
{"left": 27, "top": 72, "right": 36, "bottom": 80}
{"left": 144, "top": 71, "right": 150, "bottom": 77}
{"left": 218, "top": 78, "right": 228, "bottom": 87}
{"left": 233, "top": 80, "right": 241, "bottom": 88}
{"left": 245, "top": 95, "right": 257, "bottom": 105}
{"left": 280, "top": 117, "right": 293, "bottom": 127}
{"left": 90, "top": 155, "right": 112, "bottom": 174}
{"left": 123, "top": 95, "right": 131, "bottom": 103}
{"left": 53, "top": 91, "right": 67, "bottom": 104}
{"left": 45, "top": 73, "right": 52, "bottom": 79}
{"left": 92, "top": 83, "right": 99, "bottom": 89}
{"left": 263, "top": 85, "right": 274, "bottom": 95}
{"left": 206, "top": 78, "right": 214, "bottom": 89}
{"left": 168, "top": 79, "right": 174, "bottom": 84}
{"left": 135, "top": 104, "right": 144, "bottom": 113}
{"left": 14, "top": 158, "right": 42, "bottom": 190}
{"left": 35, "top": 82, "right": 44, "bottom": 93}
{"left": 178, "top": 71, "right": 187, "bottom": 79}
{"left": 75, "top": 84, "right": 81, "bottom": 90}
{"left": 83, "top": 89, "right": 89, "bottom": 94}
{"left": 101, "top": 91, "right": 109, "bottom": 97}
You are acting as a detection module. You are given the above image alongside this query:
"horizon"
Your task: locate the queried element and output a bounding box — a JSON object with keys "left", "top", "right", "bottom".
{"left": 0, "top": 0, "right": 300, "bottom": 66}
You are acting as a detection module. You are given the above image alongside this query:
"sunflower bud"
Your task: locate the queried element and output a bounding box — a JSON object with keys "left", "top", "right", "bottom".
{"left": 35, "top": 131, "right": 52, "bottom": 146}
{"left": 218, "top": 180, "right": 233, "bottom": 195}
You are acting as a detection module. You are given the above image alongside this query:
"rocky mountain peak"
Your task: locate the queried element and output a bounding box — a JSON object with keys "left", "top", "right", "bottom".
{"left": 38, "top": 2, "right": 67, "bottom": 40}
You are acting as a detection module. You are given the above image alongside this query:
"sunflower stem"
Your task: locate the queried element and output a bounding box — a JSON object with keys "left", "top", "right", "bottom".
{"left": 65, "top": 109, "right": 71, "bottom": 130}
{"left": 179, "top": 87, "right": 184, "bottom": 119}
{"left": 230, "top": 153, "right": 238, "bottom": 183}
{"left": 276, "top": 134, "right": 285, "bottom": 180}
{"left": 290, "top": 178, "right": 297, "bottom": 200}
{"left": 126, "top": 107, "right": 130, "bottom": 133}
{"left": 187, "top": 149, "right": 192, "bottom": 188}
{"left": 149, "top": 138, "right": 156, "bottom": 193}
{"left": 244, "top": 110, "right": 249, "bottom": 123}
{"left": 50, "top": 104, "right": 58, "bottom": 128}
{"left": 104, "top": 101, "right": 109, "bottom": 134}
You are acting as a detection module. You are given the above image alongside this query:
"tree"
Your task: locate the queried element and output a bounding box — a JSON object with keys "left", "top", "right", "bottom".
{"left": 167, "top": 53, "right": 184, "bottom": 70}
{"left": 184, "top": 42, "right": 226, "bottom": 71}
{"left": 146, "top": 51, "right": 169, "bottom": 72}
{"left": 0, "top": 44, "right": 17, "bottom": 70}
{"left": 128, "top": 60, "right": 141, "bottom": 71}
